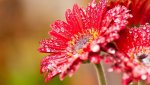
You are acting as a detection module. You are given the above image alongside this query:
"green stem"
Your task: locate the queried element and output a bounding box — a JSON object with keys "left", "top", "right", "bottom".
{"left": 94, "top": 63, "right": 107, "bottom": 85}
{"left": 138, "top": 80, "right": 145, "bottom": 85}
{"left": 129, "top": 82, "right": 137, "bottom": 85}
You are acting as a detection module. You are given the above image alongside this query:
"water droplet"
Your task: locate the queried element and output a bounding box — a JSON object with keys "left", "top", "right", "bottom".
{"left": 91, "top": 44, "right": 100, "bottom": 52}
{"left": 58, "top": 68, "right": 62, "bottom": 72}
{"left": 143, "top": 27, "right": 146, "bottom": 29}
{"left": 54, "top": 28, "right": 60, "bottom": 33}
{"left": 55, "top": 42, "right": 60, "bottom": 46}
{"left": 141, "top": 75, "right": 147, "bottom": 80}
{"left": 129, "top": 30, "right": 132, "bottom": 34}
{"left": 141, "top": 31, "right": 146, "bottom": 37}
{"left": 41, "top": 48, "right": 45, "bottom": 51}
{"left": 46, "top": 48, "right": 51, "bottom": 52}
{"left": 97, "top": 37, "right": 105, "bottom": 43}
{"left": 61, "top": 27, "right": 64, "bottom": 32}
{"left": 146, "top": 29, "right": 150, "bottom": 32}
{"left": 112, "top": 13, "right": 116, "bottom": 16}
{"left": 108, "top": 48, "right": 116, "bottom": 54}
{"left": 47, "top": 64, "right": 54, "bottom": 71}
{"left": 44, "top": 45, "right": 48, "bottom": 48}
{"left": 91, "top": 3, "right": 96, "bottom": 8}
{"left": 114, "top": 18, "right": 120, "bottom": 23}
{"left": 133, "top": 33, "right": 138, "bottom": 39}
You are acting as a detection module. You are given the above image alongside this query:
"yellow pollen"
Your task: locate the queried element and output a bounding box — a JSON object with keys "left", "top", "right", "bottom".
{"left": 67, "top": 52, "right": 73, "bottom": 57}
{"left": 77, "top": 49, "right": 84, "bottom": 54}
{"left": 70, "top": 40, "right": 75, "bottom": 45}
{"left": 67, "top": 29, "right": 99, "bottom": 56}
{"left": 129, "top": 52, "right": 134, "bottom": 60}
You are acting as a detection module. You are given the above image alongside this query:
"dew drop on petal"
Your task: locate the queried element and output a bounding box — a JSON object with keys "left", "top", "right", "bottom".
{"left": 46, "top": 48, "right": 51, "bottom": 52}
{"left": 133, "top": 33, "right": 138, "bottom": 39}
{"left": 141, "top": 31, "right": 146, "bottom": 37}
{"left": 97, "top": 37, "right": 105, "bottom": 43}
{"left": 55, "top": 42, "right": 60, "bottom": 46}
{"left": 41, "top": 48, "right": 45, "bottom": 51}
{"left": 61, "top": 27, "right": 65, "bottom": 32}
{"left": 114, "top": 18, "right": 120, "bottom": 23}
{"left": 44, "top": 45, "right": 48, "bottom": 48}
{"left": 147, "top": 29, "right": 150, "bottom": 32}
{"left": 91, "top": 2, "right": 96, "bottom": 8}
{"left": 108, "top": 48, "right": 116, "bottom": 54}
{"left": 141, "top": 75, "right": 147, "bottom": 80}
{"left": 129, "top": 30, "right": 132, "bottom": 34}
{"left": 47, "top": 64, "right": 54, "bottom": 71}
{"left": 91, "top": 44, "right": 100, "bottom": 52}
{"left": 142, "top": 38, "right": 146, "bottom": 40}
{"left": 57, "top": 67, "right": 62, "bottom": 72}
{"left": 54, "top": 28, "right": 60, "bottom": 33}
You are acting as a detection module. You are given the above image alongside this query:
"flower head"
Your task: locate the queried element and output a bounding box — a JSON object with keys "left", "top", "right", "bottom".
{"left": 38, "top": 0, "right": 132, "bottom": 82}
{"left": 108, "top": 0, "right": 150, "bottom": 26}
{"left": 115, "top": 24, "right": 150, "bottom": 85}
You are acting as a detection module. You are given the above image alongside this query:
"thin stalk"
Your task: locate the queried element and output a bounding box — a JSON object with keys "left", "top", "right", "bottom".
{"left": 138, "top": 80, "right": 145, "bottom": 85}
{"left": 94, "top": 63, "right": 107, "bottom": 85}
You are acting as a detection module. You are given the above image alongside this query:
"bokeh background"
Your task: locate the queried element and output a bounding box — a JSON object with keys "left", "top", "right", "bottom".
{"left": 0, "top": 0, "right": 121, "bottom": 85}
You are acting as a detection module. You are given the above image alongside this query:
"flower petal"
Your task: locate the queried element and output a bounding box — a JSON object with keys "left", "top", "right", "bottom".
{"left": 40, "top": 53, "right": 81, "bottom": 82}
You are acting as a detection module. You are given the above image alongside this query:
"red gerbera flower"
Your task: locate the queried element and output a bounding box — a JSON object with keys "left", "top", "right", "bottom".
{"left": 115, "top": 24, "right": 150, "bottom": 85}
{"left": 38, "top": 0, "right": 132, "bottom": 82}
{"left": 108, "top": 0, "right": 150, "bottom": 26}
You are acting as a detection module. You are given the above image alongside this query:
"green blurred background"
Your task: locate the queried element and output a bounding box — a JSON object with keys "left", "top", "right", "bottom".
{"left": 0, "top": 0, "right": 121, "bottom": 85}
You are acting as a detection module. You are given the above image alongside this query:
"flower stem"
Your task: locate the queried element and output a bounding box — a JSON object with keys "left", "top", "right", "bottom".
{"left": 94, "top": 63, "right": 107, "bottom": 85}
{"left": 138, "top": 80, "right": 145, "bottom": 85}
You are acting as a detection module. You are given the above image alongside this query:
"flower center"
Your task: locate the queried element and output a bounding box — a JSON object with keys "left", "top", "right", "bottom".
{"left": 74, "top": 35, "right": 91, "bottom": 54}
{"left": 136, "top": 53, "right": 150, "bottom": 66}
{"left": 67, "top": 29, "right": 99, "bottom": 55}
{"left": 128, "top": 47, "right": 150, "bottom": 66}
